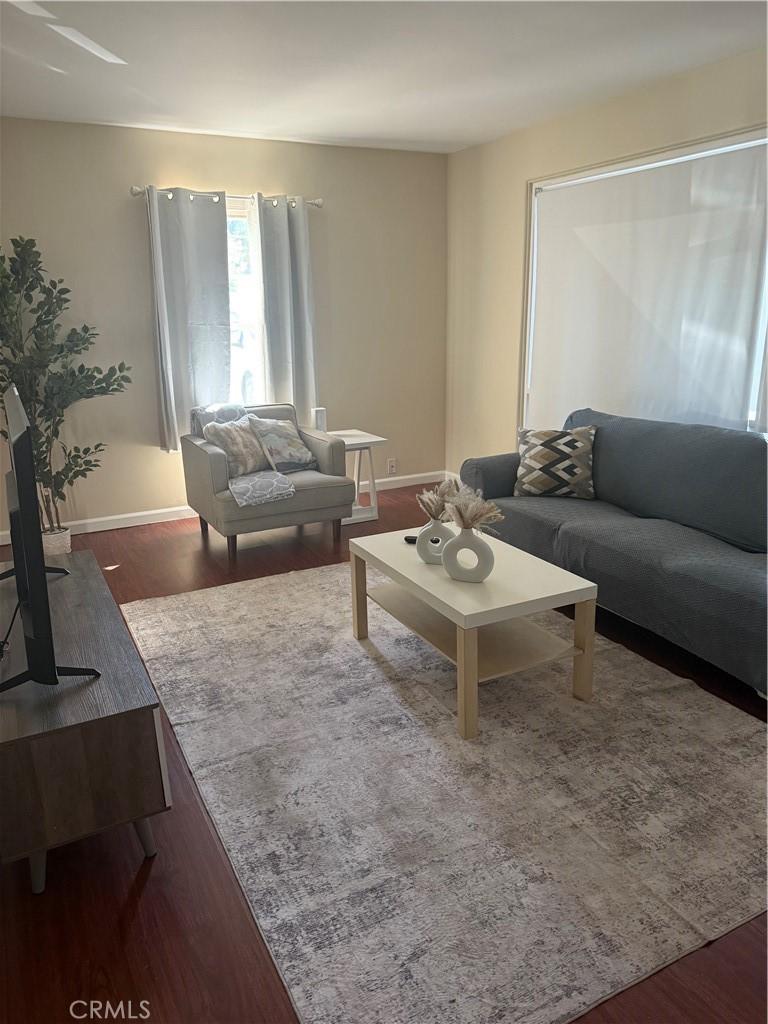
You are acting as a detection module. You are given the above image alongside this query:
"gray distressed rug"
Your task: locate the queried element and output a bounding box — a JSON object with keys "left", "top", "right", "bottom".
{"left": 122, "top": 564, "right": 766, "bottom": 1024}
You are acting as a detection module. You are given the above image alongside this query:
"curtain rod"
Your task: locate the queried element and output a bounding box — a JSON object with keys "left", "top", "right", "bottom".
{"left": 534, "top": 134, "right": 767, "bottom": 195}
{"left": 129, "top": 185, "right": 323, "bottom": 207}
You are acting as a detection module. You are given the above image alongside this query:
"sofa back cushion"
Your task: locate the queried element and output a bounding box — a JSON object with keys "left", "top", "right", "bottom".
{"left": 564, "top": 408, "right": 767, "bottom": 552}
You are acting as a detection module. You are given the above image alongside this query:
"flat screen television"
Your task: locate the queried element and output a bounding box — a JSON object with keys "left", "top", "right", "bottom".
{"left": 0, "top": 384, "right": 99, "bottom": 693}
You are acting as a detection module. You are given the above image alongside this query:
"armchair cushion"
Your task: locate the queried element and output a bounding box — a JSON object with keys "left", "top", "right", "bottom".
{"left": 202, "top": 414, "right": 273, "bottom": 478}
{"left": 191, "top": 403, "right": 246, "bottom": 436}
{"left": 250, "top": 416, "right": 318, "bottom": 473}
{"left": 213, "top": 470, "right": 355, "bottom": 524}
{"left": 190, "top": 402, "right": 296, "bottom": 437}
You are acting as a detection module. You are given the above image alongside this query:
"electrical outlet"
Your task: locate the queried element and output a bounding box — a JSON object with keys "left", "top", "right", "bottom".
{"left": 386, "top": 457, "right": 397, "bottom": 477}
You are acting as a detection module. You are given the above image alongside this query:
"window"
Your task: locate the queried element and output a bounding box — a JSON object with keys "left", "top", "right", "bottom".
{"left": 226, "top": 198, "right": 268, "bottom": 406}
{"left": 523, "top": 133, "right": 768, "bottom": 432}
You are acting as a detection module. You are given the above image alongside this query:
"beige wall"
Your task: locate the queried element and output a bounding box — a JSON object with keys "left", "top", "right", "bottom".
{"left": 445, "top": 48, "right": 768, "bottom": 471}
{"left": 0, "top": 119, "right": 447, "bottom": 528}
{"left": 2, "top": 48, "right": 766, "bottom": 531}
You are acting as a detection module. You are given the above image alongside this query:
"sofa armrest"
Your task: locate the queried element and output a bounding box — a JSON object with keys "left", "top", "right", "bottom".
{"left": 181, "top": 434, "right": 229, "bottom": 514}
{"left": 460, "top": 453, "right": 520, "bottom": 499}
{"left": 299, "top": 428, "right": 347, "bottom": 477}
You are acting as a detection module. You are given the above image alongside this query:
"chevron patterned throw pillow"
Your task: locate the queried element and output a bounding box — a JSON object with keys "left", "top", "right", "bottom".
{"left": 514, "top": 427, "right": 596, "bottom": 499}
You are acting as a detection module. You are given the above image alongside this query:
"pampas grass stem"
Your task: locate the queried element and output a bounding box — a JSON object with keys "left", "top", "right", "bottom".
{"left": 446, "top": 486, "right": 504, "bottom": 532}
{"left": 417, "top": 478, "right": 460, "bottom": 521}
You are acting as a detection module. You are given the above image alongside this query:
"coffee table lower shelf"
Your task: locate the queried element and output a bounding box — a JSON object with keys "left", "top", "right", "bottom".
{"left": 368, "top": 582, "right": 578, "bottom": 683}
{"left": 350, "top": 539, "right": 596, "bottom": 740}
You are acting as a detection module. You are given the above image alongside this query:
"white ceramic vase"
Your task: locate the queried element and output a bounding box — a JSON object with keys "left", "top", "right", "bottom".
{"left": 442, "top": 528, "right": 494, "bottom": 582}
{"left": 42, "top": 527, "right": 71, "bottom": 556}
{"left": 416, "top": 519, "right": 454, "bottom": 564}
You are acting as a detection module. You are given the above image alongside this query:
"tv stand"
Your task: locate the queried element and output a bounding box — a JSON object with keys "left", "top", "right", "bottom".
{"left": 0, "top": 551, "right": 171, "bottom": 893}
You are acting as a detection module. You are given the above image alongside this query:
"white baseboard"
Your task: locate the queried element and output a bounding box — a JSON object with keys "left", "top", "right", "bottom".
{"left": 357, "top": 469, "right": 448, "bottom": 493}
{"left": 0, "top": 472, "right": 452, "bottom": 544}
{"left": 0, "top": 505, "right": 197, "bottom": 545}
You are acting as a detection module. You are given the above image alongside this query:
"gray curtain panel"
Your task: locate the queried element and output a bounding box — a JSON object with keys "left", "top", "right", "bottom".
{"left": 146, "top": 186, "right": 231, "bottom": 451}
{"left": 251, "top": 195, "right": 318, "bottom": 425}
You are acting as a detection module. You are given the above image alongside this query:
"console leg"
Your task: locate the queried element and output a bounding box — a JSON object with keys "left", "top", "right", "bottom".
{"left": 29, "top": 850, "right": 46, "bottom": 894}
{"left": 133, "top": 817, "right": 157, "bottom": 858}
{"left": 199, "top": 516, "right": 209, "bottom": 537}
{"left": 227, "top": 535, "right": 237, "bottom": 560}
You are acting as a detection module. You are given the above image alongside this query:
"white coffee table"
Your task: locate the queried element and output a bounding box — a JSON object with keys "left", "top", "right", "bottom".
{"left": 327, "top": 429, "right": 388, "bottom": 524}
{"left": 349, "top": 529, "right": 597, "bottom": 739}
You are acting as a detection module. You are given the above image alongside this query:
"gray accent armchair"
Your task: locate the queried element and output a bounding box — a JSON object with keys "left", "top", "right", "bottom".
{"left": 181, "top": 403, "right": 355, "bottom": 557}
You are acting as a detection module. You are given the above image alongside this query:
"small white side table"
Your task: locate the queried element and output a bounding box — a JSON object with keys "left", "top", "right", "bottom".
{"left": 328, "top": 429, "right": 388, "bottom": 524}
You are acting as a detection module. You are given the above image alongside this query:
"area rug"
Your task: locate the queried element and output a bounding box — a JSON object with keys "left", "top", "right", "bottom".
{"left": 122, "top": 564, "right": 766, "bottom": 1024}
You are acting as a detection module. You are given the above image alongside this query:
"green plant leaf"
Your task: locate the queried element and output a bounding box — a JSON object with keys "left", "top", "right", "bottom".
{"left": 0, "top": 238, "right": 131, "bottom": 524}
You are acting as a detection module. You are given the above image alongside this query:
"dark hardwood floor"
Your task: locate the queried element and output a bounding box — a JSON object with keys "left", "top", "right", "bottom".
{"left": 1, "top": 484, "right": 765, "bottom": 1024}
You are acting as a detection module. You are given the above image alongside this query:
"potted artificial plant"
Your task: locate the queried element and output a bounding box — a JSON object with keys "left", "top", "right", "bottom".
{"left": 0, "top": 237, "right": 131, "bottom": 553}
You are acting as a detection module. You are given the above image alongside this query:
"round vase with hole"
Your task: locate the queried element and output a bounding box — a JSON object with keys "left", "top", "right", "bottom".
{"left": 416, "top": 519, "right": 454, "bottom": 565}
{"left": 441, "top": 528, "right": 494, "bottom": 582}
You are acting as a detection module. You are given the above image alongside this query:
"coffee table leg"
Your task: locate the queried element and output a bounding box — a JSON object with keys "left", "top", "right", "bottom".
{"left": 573, "top": 598, "right": 596, "bottom": 701}
{"left": 351, "top": 554, "right": 368, "bottom": 640}
{"left": 457, "top": 626, "right": 479, "bottom": 739}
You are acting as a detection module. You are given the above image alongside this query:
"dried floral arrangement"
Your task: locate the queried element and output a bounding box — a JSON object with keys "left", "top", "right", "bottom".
{"left": 416, "top": 478, "right": 460, "bottom": 521}
{"left": 446, "top": 486, "right": 504, "bottom": 533}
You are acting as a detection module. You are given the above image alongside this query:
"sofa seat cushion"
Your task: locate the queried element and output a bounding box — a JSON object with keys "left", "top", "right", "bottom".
{"left": 554, "top": 516, "right": 767, "bottom": 691}
{"left": 494, "top": 497, "right": 636, "bottom": 562}
{"left": 214, "top": 471, "right": 355, "bottom": 523}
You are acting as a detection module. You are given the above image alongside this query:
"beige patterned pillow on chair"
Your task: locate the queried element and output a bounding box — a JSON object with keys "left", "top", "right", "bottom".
{"left": 203, "top": 414, "right": 274, "bottom": 479}
{"left": 514, "top": 427, "right": 596, "bottom": 499}
{"left": 249, "top": 416, "right": 317, "bottom": 473}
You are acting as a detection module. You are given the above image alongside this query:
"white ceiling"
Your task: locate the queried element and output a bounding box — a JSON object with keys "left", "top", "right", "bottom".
{"left": 1, "top": 1, "right": 764, "bottom": 153}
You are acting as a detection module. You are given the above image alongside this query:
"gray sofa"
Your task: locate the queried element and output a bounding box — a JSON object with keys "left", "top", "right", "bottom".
{"left": 181, "top": 403, "right": 355, "bottom": 557}
{"left": 461, "top": 409, "right": 767, "bottom": 693}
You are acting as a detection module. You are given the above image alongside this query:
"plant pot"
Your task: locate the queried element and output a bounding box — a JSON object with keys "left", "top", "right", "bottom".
{"left": 442, "top": 528, "right": 494, "bottom": 582}
{"left": 42, "top": 527, "right": 71, "bottom": 556}
{"left": 416, "top": 519, "right": 455, "bottom": 564}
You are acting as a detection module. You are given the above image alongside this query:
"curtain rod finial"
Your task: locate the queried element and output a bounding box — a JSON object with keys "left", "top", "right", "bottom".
{"left": 130, "top": 185, "right": 146, "bottom": 196}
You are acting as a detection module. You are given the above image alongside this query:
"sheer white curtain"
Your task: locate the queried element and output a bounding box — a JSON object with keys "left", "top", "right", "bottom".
{"left": 525, "top": 138, "right": 767, "bottom": 432}
{"left": 248, "top": 195, "right": 317, "bottom": 424}
{"left": 146, "top": 186, "right": 231, "bottom": 450}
